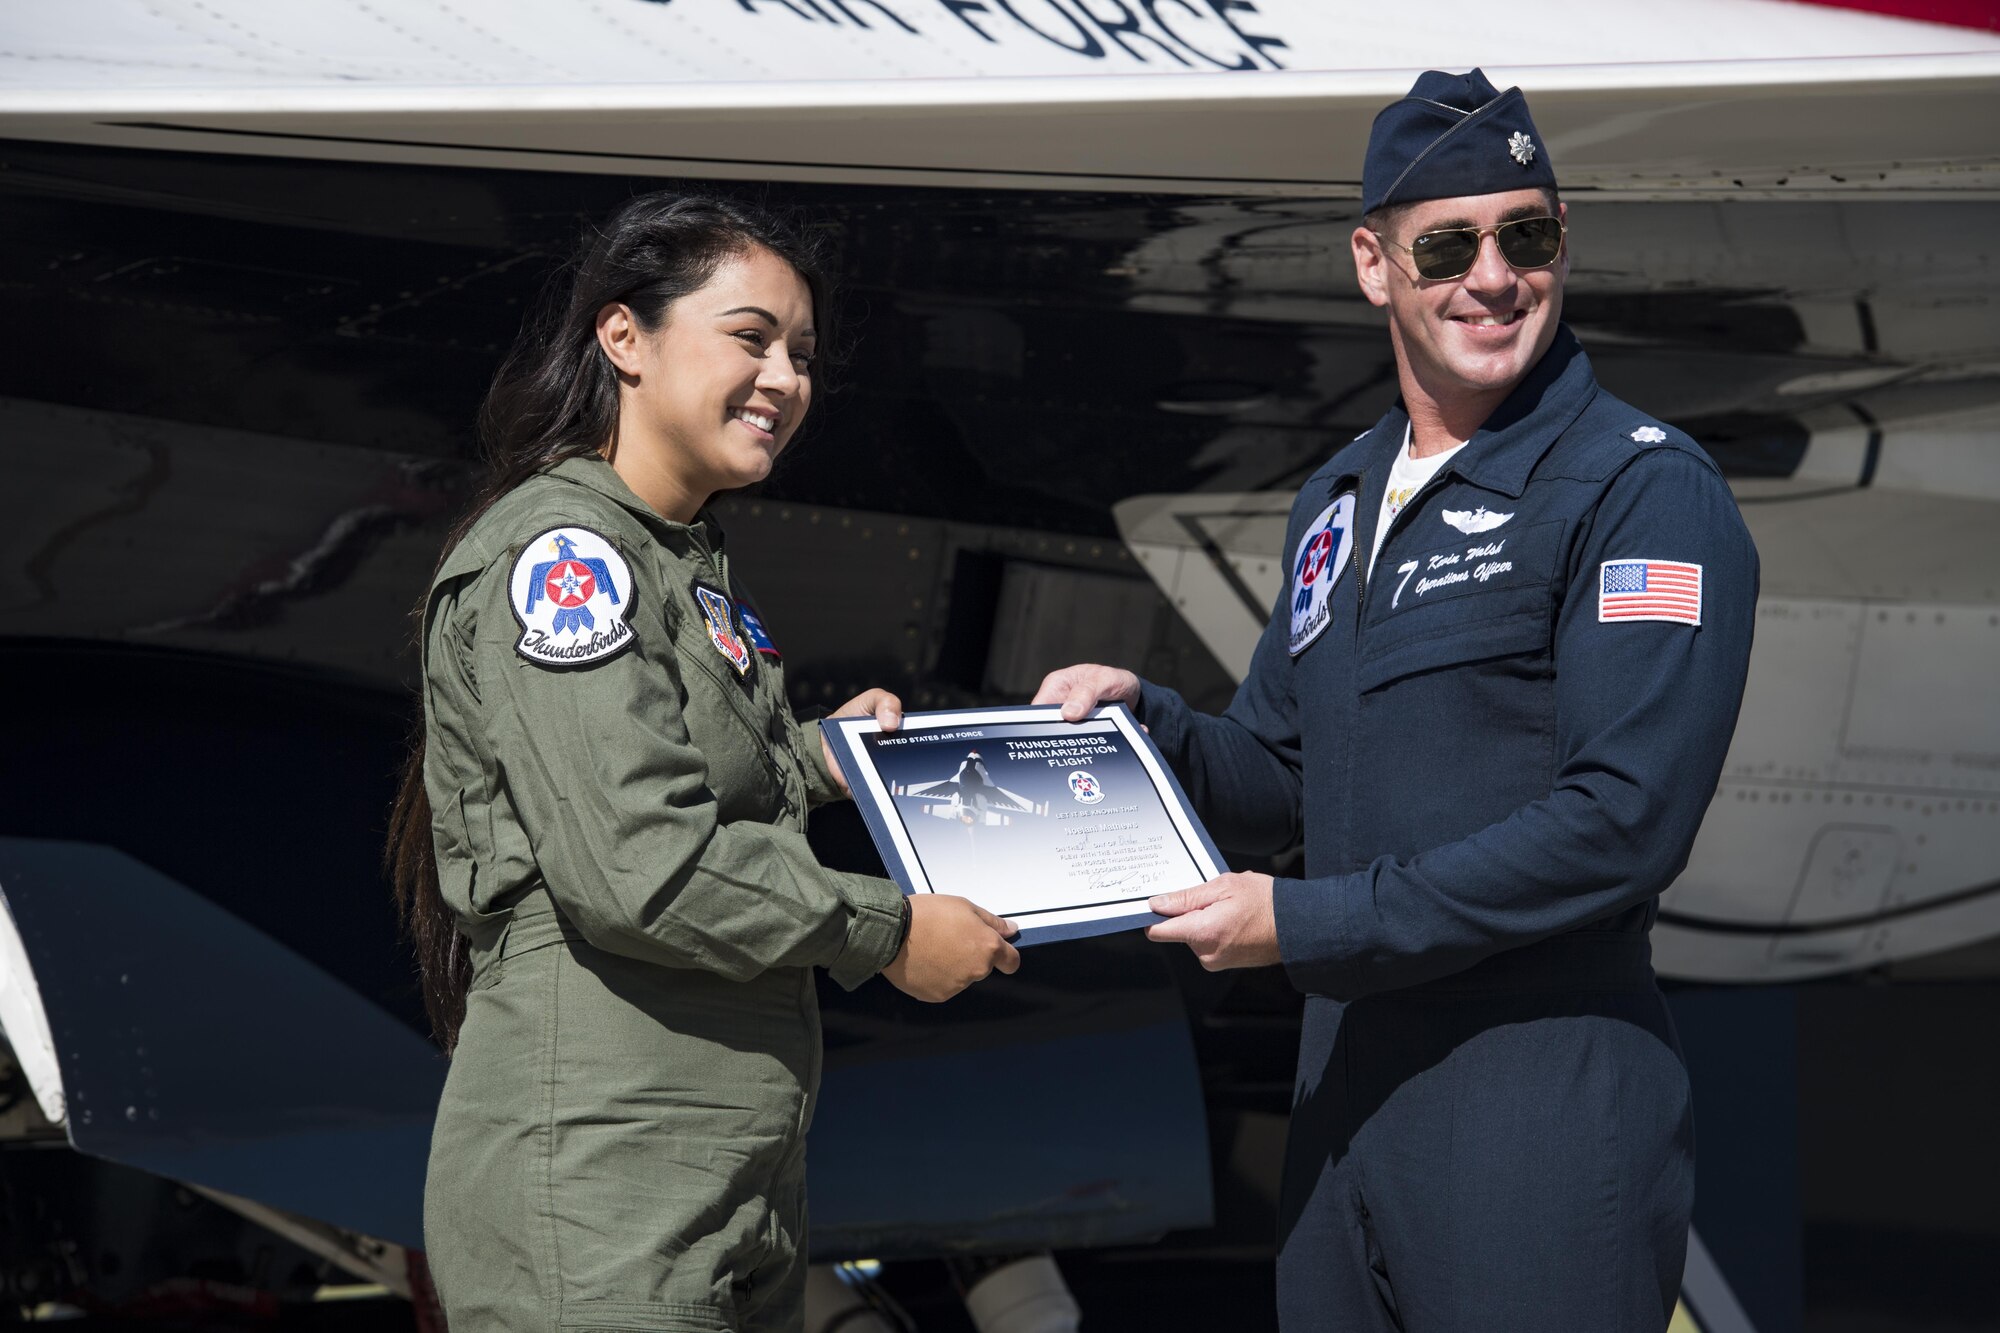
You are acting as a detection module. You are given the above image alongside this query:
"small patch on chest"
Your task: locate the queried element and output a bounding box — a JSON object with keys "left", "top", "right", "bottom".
{"left": 690, "top": 579, "right": 754, "bottom": 678}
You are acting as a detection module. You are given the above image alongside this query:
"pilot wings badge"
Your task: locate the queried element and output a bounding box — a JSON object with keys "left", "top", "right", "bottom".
{"left": 509, "top": 526, "right": 635, "bottom": 667}
{"left": 1442, "top": 507, "right": 1513, "bottom": 535}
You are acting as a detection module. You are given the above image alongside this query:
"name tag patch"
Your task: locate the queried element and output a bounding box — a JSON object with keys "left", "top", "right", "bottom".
{"left": 737, "top": 602, "right": 781, "bottom": 658}
{"left": 1599, "top": 559, "right": 1703, "bottom": 625}
{"left": 1374, "top": 520, "right": 1561, "bottom": 623}
{"left": 508, "top": 526, "right": 635, "bottom": 667}
{"left": 1288, "top": 492, "right": 1355, "bottom": 656}
{"left": 1394, "top": 537, "right": 1519, "bottom": 608}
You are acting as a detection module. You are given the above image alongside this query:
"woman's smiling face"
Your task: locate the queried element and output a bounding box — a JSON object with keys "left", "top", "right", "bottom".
{"left": 598, "top": 244, "right": 817, "bottom": 520}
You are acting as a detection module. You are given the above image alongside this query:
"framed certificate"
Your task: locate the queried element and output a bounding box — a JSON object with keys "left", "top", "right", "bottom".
{"left": 822, "top": 704, "right": 1226, "bottom": 945}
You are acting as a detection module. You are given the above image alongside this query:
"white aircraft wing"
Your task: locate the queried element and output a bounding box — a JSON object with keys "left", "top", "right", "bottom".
{"left": 1, "top": 1, "right": 1997, "bottom": 195}
{"left": 897, "top": 780, "right": 1041, "bottom": 812}
{"left": 985, "top": 785, "right": 1044, "bottom": 815}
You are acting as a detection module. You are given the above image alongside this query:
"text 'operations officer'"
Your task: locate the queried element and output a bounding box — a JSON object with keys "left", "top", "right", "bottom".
{"left": 1038, "top": 69, "right": 1758, "bottom": 1332}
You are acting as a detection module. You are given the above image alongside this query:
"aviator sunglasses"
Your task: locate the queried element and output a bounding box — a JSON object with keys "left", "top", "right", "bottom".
{"left": 1378, "top": 215, "right": 1566, "bottom": 282}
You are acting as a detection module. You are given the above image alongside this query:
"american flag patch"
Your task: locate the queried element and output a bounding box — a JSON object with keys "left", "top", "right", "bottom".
{"left": 1599, "top": 559, "right": 1702, "bottom": 626}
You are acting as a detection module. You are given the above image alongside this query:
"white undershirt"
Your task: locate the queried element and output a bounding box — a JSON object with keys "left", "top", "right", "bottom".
{"left": 1370, "top": 424, "right": 1466, "bottom": 573}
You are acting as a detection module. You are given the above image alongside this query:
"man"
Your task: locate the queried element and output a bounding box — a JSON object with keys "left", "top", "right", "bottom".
{"left": 1035, "top": 69, "right": 1757, "bottom": 1331}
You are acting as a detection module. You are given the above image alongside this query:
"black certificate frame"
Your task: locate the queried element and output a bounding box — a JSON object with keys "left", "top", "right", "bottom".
{"left": 822, "top": 703, "right": 1227, "bottom": 945}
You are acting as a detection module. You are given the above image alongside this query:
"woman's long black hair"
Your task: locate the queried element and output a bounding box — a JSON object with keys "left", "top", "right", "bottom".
{"left": 386, "top": 192, "right": 837, "bottom": 1051}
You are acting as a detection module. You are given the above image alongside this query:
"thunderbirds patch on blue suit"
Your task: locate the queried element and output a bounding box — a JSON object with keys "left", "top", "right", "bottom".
{"left": 509, "top": 526, "right": 635, "bottom": 667}
{"left": 1289, "top": 493, "right": 1355, "bottom": 656}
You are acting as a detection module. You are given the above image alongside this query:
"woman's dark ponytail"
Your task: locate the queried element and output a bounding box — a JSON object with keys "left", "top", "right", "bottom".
{"left": 387, "top": 191, "right": 837, "bottom": 1050}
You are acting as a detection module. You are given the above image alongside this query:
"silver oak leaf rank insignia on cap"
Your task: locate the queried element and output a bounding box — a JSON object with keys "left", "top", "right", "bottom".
{"left": 1508, "top": 131, "right": 1536, "bottom": 166}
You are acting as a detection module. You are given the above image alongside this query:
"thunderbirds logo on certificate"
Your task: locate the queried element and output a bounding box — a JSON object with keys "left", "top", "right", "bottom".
{"left": 1068, "top": 770, "right": 1105, "bottom": 804}
{"left": 509, "top": 527, "right": 634, "bottom": 667}
{"left": 1289, "top": 493, "right": 1354, "bottom": 656}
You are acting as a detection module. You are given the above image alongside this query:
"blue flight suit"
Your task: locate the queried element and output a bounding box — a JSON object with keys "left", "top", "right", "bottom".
{"left": 1138, "top": 328, "right": 1757, "bottom": 1331}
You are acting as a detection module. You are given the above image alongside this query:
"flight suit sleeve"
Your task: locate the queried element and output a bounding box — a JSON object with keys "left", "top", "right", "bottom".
{"left": 464, "top": 543, "right": 906, "bottom": 990}
{"left": 1138, "top": 562, "right": 1306, "bottom": 857}
{"left": 794, "top": 717, "right": 849, "bottom": 809}
{"left": 1274, "top": 448, "right": 1758, "bottom": 999}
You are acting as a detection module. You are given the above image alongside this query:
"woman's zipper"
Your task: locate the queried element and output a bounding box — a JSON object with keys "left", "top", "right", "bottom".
{"left": 685, "top": 524, "right": 800, "bottom": 821}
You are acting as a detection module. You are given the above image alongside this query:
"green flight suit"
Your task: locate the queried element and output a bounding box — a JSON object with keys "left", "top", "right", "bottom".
{"left": 418, "top": 456, "right": 906, "bottom": 1333}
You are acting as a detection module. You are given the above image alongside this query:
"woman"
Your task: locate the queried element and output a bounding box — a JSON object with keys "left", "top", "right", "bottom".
{"left": 387, "top": 193, "right": 1019, "bottom": 1333}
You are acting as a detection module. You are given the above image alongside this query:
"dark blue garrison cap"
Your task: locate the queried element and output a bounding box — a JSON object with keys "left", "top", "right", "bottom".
{"left": 1363, "top": 68, "right": 1556, "bottom": 214}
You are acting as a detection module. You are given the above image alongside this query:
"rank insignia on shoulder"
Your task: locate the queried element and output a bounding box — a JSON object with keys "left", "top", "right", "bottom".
{"left": 692, "top": 581, "right": 754, "bottom": 677}
{"left": 1599, "top": 559, "right": 1702, "bottom": 626}
{"left": 1289, "top": 492, "right": 1356, "bottom": 656}
{"left": 508, "top": 526, "right": 636, "bottom": 668}
{"left": 737, "top": 601, "right": 781, "bottom": 659}
{"left": 1630, "top": 425, "right": 1668, "bottom": 443}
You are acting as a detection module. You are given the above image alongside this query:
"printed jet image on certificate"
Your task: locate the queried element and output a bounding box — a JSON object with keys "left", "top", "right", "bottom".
{"left": 823, "top": 705, "right": 1226, "bottom": 945}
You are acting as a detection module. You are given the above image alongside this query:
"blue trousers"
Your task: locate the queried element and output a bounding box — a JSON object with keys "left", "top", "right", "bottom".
{"left": 1277, "top": 934, "right": 1693, "bottom": 1333}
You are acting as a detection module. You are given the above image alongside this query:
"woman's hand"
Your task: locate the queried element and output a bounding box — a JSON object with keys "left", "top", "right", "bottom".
{"left": 820, "top": 688, "right": 903, "bottom": 795}
{"left": 882, "top": 896, "right": 1021, "bottom": 1002}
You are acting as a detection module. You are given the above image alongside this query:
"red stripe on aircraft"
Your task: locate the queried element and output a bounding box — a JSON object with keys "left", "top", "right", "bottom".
{"left": 1788, "top": 0, "right": 2000, "bottom": 32}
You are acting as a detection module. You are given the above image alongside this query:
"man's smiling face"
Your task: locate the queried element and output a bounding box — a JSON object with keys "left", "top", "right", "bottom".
{"left": 1354, "top": 187, "right": 1567, "bottom": 415}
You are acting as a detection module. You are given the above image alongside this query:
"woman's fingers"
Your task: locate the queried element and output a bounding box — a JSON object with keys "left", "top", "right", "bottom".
{"left": 973, "top": 903, "right": 1019, "bottom": 939}
{"left": 884, "top": 896, "right": 1025, "bottom": 1001}
{"left": 832, "top": 686, "right": 902, "bottom": 727}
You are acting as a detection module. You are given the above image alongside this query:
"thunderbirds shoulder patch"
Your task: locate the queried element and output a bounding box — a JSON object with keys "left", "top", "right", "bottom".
{"left": 1288, "top": 493, "right": 1355, "bottom": 656}
{"left": 509, "top": 526, "right": 635, "bottom": 667}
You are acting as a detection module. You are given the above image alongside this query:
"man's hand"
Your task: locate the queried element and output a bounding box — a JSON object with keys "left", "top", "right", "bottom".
{"left": 883, "top": 895, "right": 1021, "bottom": 1002}
{"left": 1146, "top": 872, "right": 1281, "bottom": 971}
{"left": 1031, "top": 664, "right": 1141, "bottom": 722}
{"left": 820, "top": 688, "right": 902, "bottom": 795}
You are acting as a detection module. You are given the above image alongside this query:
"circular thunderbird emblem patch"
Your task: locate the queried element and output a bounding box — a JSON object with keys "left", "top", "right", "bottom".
{"left": 1288, "top": 493, "right": 1354, "bottom": 656}
{"left": 508, "top": 526, "right": 636, "bottom": 667}
{"left": 1067, "top": 770, "right": 1104, "bottom": 804}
